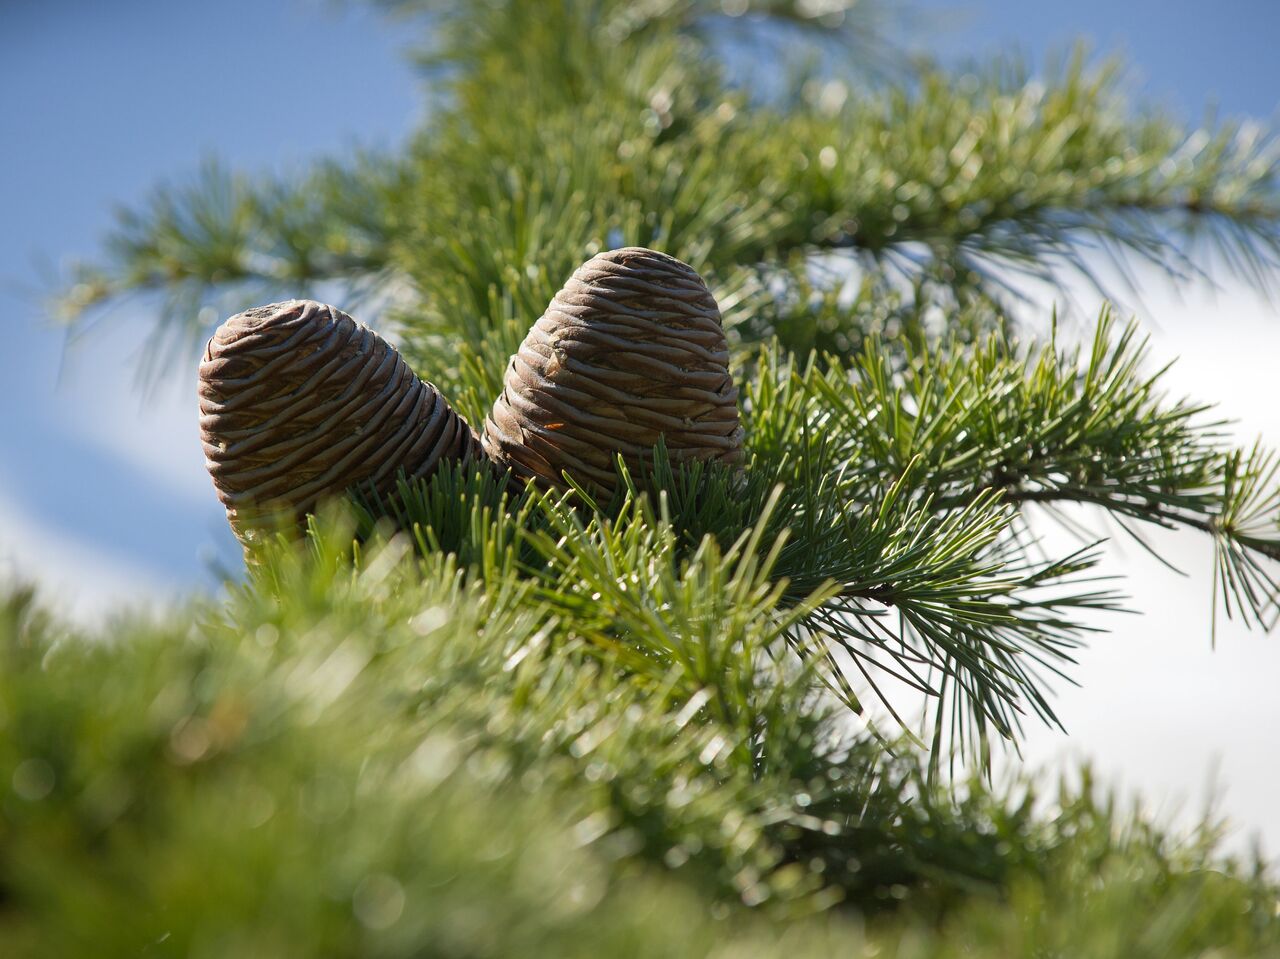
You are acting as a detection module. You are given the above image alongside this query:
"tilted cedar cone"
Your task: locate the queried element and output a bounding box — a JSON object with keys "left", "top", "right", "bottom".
{"left": 482, "top": 247, "right": 743, "bottom": 496}
{"left": 199, "top": 299, "right": 481, "bottom": 546}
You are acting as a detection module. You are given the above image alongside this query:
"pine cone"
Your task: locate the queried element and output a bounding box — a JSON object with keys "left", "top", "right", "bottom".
{"left": 199, "top": 299, "right": 480, "bottom": 546}
{"left": 482, "top": 247, "right": 743, "bottom": 497}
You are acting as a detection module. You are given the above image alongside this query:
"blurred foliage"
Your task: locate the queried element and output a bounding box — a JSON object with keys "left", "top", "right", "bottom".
{"left": 2, "top": 548, "right": 1278, "bottom": 955}
{"left": 25, "top": 0, "right": 1280, "bottom": 953}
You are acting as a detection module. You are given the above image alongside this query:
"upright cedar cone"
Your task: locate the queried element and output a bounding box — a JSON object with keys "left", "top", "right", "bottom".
{"left": 199, "top": 299, "right": 480, "bottom": 546}
{"left": 483, "top": 247, "right": 743, "bottom": 496}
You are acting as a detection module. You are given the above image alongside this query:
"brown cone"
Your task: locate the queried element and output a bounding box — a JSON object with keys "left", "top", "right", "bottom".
{"left": 482, "top": 247, "right": 743, "bottom": 497}
{"left": 199, "top": 299, "right": 480, "bottom": 546}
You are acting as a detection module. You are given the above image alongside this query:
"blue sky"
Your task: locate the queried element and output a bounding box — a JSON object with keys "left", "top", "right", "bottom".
{"left": 3, "top": 0, "right": 1280, "bottom": 850}
{"left": 1, "top": 0, "right": 419, "bottom": 607}
{"left": 919, "top": 0, "right": 1280, "bottom": 120}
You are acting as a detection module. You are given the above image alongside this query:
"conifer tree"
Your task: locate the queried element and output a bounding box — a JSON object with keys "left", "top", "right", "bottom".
{"left": 9, "top": 2, "right": 1280, "bottom": 954}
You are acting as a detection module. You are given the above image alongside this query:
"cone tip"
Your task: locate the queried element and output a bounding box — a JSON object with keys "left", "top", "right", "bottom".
{"left": 590, "top": 246, "right": 698, "bottom": 273}
{"left": 204, "top": 299, "right": 343, "bottom": 359}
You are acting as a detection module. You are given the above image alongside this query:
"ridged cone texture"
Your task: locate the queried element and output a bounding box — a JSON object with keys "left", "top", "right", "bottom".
{"left": 482, "top": 247, "right": 743, "bottom": 496}
{"left": 198, "top": 299, "right": 480, "bottom": 546}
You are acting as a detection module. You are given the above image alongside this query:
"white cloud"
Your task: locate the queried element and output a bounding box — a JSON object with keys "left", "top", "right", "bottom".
{"left": 0, "top": 487, "right": 188, "bottom": 625}
{"left": 992, "top": 266, "right": 1280, "bottom": 859}
{"left": 1006, "top": 517, "right": 1280, "bottom": 862}
{"left": 51, "top": 319, "right": 215, "bottom": 505}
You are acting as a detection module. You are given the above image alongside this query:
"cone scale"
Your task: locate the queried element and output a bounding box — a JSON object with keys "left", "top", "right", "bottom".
{"left": 198, "top": 299, "right": 480, "bottom": 546}
{"left": 482, "top": 247, "right": 743, "bottom": 497}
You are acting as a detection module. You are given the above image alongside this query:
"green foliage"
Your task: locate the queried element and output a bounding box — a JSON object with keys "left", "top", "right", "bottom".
{"left": 56, "top": 155, "right": 409, "bottom": 381}
{"left": 57, "top": 4, "right": 1280, "bottom": 377}
{"left": 3, "top": 559, "right": 1278, "bottom": 955}
{"left": 345, "top": 315, "right": 1280, "bottom": 767}
{"left": 24, "top": 0, "right": 1280, "bottom": 952}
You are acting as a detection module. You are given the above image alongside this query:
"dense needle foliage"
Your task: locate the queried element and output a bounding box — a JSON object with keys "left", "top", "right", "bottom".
{"left": 13, "top": 1, "right": 1280, "bottom": 954}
